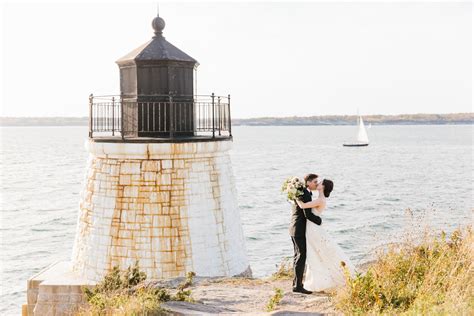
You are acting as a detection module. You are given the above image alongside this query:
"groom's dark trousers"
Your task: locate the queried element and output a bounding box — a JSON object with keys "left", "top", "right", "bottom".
{"left": 289, "top": 188, "right": 322, "bottom": 289}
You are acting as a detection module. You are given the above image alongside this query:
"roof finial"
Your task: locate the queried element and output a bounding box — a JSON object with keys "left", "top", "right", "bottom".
{"left": 152, "top": 4, "right": 165, "bottom": 37}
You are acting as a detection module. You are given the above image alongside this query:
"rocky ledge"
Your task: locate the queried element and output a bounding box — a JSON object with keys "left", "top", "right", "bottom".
{"left": 151, "top": 276, "right": 337, "bottom": 315}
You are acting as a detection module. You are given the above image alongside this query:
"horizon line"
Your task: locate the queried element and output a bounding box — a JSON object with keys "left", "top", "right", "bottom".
{"left": 1, "top": 112, "right": 472, "bottom": 120}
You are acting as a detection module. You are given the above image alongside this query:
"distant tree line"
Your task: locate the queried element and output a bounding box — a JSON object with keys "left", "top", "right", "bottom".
{"left": 233, "top": 113, "right": 473, "bottom": 126}
{"left": 0, "top": 113, "right": 472, "bottom": 126}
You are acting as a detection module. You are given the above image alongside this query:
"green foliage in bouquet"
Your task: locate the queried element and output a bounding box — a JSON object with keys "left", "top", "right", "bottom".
{"left": 281, "top": 177, "right": 305, "bottom": 202}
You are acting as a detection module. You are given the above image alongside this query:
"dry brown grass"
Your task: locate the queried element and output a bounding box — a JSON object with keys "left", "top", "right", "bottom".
{"left": 270, "top": 257, "right": 294, "bottom": 281}
{"left": 334, "top": 225, "right": 474, "bottom": 315}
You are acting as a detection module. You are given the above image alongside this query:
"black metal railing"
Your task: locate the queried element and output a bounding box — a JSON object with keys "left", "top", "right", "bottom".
{"left": 88, "top": 94, "right": 232, "bottom": 140}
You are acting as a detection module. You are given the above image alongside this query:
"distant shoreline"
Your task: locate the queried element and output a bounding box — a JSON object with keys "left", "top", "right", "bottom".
{"left": 0, "top": 113, "right": 472, "bottom": 127}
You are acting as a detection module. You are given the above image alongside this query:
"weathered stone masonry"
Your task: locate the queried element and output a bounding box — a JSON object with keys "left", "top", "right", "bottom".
{"left": 71, "top": 139, "right": 250, "bottom": 281}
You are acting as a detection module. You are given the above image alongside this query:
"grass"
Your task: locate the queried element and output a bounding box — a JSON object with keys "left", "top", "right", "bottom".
{"left": 210, "top": 276, "right": 265, "bottom": 286}
{"left": 78, "top": 262, "right": 195, "bottom": 315}
{"left": 271, "top": 257, "right": 294, "bottom": 280}
{"left": 266, "top": 287, "right": 284, "bottom": 312}
{"left": 335, "top": 225, "right": 474, "bottom": 315}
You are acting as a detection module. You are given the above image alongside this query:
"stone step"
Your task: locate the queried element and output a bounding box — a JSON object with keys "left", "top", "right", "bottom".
{"left": 25, "top": 261, "right": 95, "bottom": 316}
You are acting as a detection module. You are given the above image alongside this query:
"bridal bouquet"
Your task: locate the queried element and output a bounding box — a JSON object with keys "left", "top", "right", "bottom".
{"left": 281, "top": 177, "right": 305, "bottom": 202}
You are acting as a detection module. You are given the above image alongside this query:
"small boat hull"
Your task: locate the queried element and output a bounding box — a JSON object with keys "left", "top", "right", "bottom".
{"left": 343, "top": 143, "right": 369, "bottom": 147}
{"left": 344, "top": 115, "right": 370, "bottom": 147}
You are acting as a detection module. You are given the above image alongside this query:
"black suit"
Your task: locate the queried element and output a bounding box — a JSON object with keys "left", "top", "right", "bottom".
{"left": 289, "top": 188, "right": 322, "bottom": 289}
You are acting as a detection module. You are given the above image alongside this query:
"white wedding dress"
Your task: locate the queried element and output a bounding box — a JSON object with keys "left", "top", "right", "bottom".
{"left": 303, "top": 202, "right": 356, "bottom": 292}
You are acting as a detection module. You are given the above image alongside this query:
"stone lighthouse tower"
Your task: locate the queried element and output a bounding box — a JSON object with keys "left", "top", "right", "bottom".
{"left": 70, "top": 14, "right": 251, "bottom": 281}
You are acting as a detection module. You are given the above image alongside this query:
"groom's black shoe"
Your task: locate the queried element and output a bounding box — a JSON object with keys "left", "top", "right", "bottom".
{"left": 292, "top": 287, "right": 313, "bottom": 294}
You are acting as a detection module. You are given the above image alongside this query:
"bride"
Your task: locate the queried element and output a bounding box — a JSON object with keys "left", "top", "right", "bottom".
{"left": 296, "top": 178, "right": 356, "bottom": 292}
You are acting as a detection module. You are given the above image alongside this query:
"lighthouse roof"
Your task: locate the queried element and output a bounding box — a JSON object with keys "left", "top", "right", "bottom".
{"left": 116, "top": 15, "right": 198, "bottom": 65}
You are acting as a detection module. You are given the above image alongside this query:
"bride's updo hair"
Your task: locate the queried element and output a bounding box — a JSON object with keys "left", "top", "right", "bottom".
{"left": 304, "top": 173, "right": 318, "bottom": 187}
{"left": 322, "top": 179, "right": 334, "bottom": 197}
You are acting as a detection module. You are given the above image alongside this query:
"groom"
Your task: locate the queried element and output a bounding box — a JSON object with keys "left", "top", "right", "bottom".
{"left": 289, "top": 173, "right": 322, "bottom": 294}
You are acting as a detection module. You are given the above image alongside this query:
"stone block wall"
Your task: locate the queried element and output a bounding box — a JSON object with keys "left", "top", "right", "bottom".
{"left": 71, "top": 140, "right": 251, "bottom": 281}
{"left": 23, "top": 261, "right": 94, "bottom": 316}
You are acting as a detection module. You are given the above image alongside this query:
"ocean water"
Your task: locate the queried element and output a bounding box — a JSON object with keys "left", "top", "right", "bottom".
{"left": 1, "top": 125, "right": 472, "bottom": 314}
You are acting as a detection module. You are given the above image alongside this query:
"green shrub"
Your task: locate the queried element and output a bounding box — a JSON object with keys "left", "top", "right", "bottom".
{"left": 80, "top": 261, "right": 171, "bottom": 315}
{"left": 171, "top": 272, "right": 195, "bottom": 302}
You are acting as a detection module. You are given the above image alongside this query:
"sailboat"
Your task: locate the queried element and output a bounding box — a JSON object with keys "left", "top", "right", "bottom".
{"left": 343, "top": 115, "right": 369, "bottom": 147}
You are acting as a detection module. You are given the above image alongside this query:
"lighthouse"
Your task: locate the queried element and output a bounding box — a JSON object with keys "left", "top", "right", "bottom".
{"left": 24, "top": 13, "right": 250, "bottom": 316}
{"left": 71, "top": 14, "right": 251, "bottom": 280}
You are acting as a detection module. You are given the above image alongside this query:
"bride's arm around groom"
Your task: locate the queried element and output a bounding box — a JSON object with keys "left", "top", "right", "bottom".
{"left": 296, "top": 195, "right": 325, "bottom": 212}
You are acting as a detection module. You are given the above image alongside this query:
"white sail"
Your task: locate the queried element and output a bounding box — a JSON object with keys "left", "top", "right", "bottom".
{"left": 356, "top": 116, "right": 369, "bottom": 143}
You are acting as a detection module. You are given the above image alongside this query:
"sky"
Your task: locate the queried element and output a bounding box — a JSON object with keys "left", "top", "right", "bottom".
{"left": 1, "top": 1, "right": 472, "bottom": 118}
